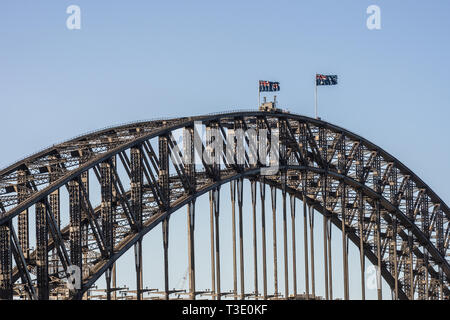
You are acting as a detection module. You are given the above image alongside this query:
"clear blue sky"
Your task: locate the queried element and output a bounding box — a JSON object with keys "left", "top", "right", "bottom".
{"left": 0, "top": 1, "right": 449, "bottom": 300}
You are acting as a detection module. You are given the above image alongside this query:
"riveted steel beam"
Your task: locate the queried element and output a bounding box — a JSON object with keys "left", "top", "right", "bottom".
{"left": 69, "top": 179, "right": 83, "bottom": 287}
{"left": 35, "top": 201, "right": 49, "bottom": 300}
{"left": 0, "top": 220, "right": 12, "bottom": 300}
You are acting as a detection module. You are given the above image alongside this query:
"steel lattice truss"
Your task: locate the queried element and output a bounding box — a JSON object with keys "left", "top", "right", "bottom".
{"left": 0, "top": 111, "right": 448, "bottom": 300}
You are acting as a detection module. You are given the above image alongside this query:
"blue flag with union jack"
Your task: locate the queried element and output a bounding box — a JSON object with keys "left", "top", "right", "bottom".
{"left": 316, "top": 74, "right": 338, "bottom": 86}
{"left": 259, "top": 80, "right": 280, "bottom": 92}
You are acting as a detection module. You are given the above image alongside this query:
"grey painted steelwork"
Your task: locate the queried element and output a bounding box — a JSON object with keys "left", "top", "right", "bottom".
{"left": 0, "top": 110, "right": 448, "bottom": 300}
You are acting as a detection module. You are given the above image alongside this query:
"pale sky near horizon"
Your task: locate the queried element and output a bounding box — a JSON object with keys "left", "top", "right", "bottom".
{"left": 0, "top": 1, "right": 449, "bottom": 299}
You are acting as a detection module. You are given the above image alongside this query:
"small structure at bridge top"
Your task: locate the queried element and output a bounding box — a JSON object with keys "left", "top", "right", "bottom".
{"left": 259, "top": 96, "right": 289, "bottom": 114}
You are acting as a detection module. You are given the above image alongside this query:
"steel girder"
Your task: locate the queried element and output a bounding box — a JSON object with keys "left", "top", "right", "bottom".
{"left": 0, "top": 111, "right": 448, "bottom": 300}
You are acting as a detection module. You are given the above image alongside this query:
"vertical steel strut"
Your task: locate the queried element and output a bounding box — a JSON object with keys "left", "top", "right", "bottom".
{"left": 251, "top": 180, "right": 258, "bottom": 299}
{"left": 375, "top": 199, "right": 382, "bottom": 300}
{"left": 159, "top": 134, "right": 170, "bottom": 300}
{"left": 309, "top": 205, "right": 315, "bottom": 298}
{"left": 282, "top": 174, "right": 289, "bottom": 299}
{"left": 105, "top": 267, "right": 112, "bottom": 301}
{"left": 341, "top": 184, "right": 349, "bottom": 300}
{"left": 111, "top": 155, "right": 118, "bottom": 301}
{"left": 80, "top": 152, "right": 89, "bottom": 296}
{"left": 303, "top": 193, "right": 309, "bottom": 299}
{"left": 0, "top": 220, "right": 12, "bottom": 300}
{"left": 270, "top": 185, "right": 278, "bottom": 298}
{"left": 436, "top": 209, "right": 444, "bottom": 300}
{"left": 356, "top": 145, "right": 366, "bottom": 300}
{"left": 131, "top": 146, "right": 143, "bottom": 300}
{"left": 257, "top": 117, "right": 267, "bottom": 299}
{"left": 327, "top": 217, "right": 333, "bottom": 300}
{"left": 421, "top": 193, "right": 429, "bottom": 300}
{"left": 49, "top": 164, "right": 60, "bottom": 277}
{"left": 134, "top": 239, "right": 143, "bottom": 300}
{"left": 69, "top": 179, "right": 82, "bottom": 298}
{"left": 100, "top": 161, "right": 114, "bottom": 300}
{"left": 162, "top": 218, "right": 170, "bottom": 300}
{"left": 405, "top": 180, "right": 415, "bottom": 300}
{"left": 290, "top": 194, "right": 297, "bottom": 299}
{"left": 358, "top": 189, "right": 366, "bottom": 300}
{"left": 237, "top": 178, "right": 245, "bottom": 299}
{"left": 184, "top": 126, "right": 196, "bottom": 300}
{"left": 322, "top": 175, "right": 329, "bottom": 300}
{"left": 392, "top": 216, "right": 399, "bottom": 300}
{"left": 214, "top": 187, "right": 221, "bottom": 300}
{"left": 373, "top": 153, "right": 383, "bottom": 300}
{"left": 260, "top": 180, "right": 268, "bottom": 299}
{"left": 323, "top": 215, "right": 329, "bottom": 300}
{"left": 36, "top": 200, "right": 49, "bottom": 300}
{"left": 17, "top": 170, "right": 29, "bottom": 261}
{"left": 209, "top": 190, "right": 216, "bottom": 300}
{"left": 388, "top": 166, "right": 399, "bottom": 300}
{"left": 187, "top": 200, "right": 196, "bottom": 299}
{"left": 230, "top": 180, "right": 237, "bottom": 300}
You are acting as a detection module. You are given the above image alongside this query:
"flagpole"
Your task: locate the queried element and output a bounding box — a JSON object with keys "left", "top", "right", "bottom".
{"left": 258, "top": 83, "right": 261, "bottom": 109}
{"left": 314, "top": 77, "right": 318, "bottom": 119}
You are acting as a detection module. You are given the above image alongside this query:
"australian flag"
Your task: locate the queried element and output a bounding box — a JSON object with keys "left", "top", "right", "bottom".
{"left": 316, "top": 74, "right": 338, "bottom": 86}
{"left": 259, "top": 80, "right": 280, "bottom": 92}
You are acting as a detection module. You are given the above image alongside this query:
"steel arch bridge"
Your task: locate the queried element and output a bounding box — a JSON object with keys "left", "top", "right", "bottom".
{"left": 0, "top": 110, "right": 448, "bottom": 300}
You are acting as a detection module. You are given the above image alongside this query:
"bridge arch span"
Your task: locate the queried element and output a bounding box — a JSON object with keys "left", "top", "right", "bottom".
{"left": 0, "top": 111, "right": 448, "bottom": 300}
